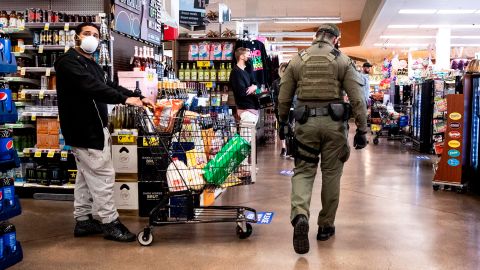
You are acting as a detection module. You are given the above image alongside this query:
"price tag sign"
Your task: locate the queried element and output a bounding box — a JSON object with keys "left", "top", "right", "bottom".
{"left": 46, "top": 68, "right": 51, "bottom": 77}
{"left": 64, "top": 45, "right": 69, "bottom": 53}
{"left": 20, "top": 67, "right": 26, "bottom": 76}
{"left": 31, "top": 113, "right": 36, "bottom": 121}
{"left": 204, "top": 82, "right": 213, "bottom": 88}
{"left": 38, "top": 45, "right": 44, "bottom": 54}
{"left": 61, "top": 151, "right": 68, "bottom": 161}
{"left": 44, "top": 23, "right": 50, "bottom": 31}
{"left": 118, "top": 135, "right": 135, "bottom": 144}
{"left": 39, "top": 90, "right": 45, "bottom": 100}
{"left": 197, "top": 61, "right": 211, "bottom": 68}
{"left": 64, "top": 23, "right": 70, "bottom": 31}
{"left": 47, "top": 150, "right": 56, "bottom": 158}
{"left": 34, "top": 150, "right": 42, "bottom": 158}
{"left": 143, "top": 137, "right": 159, "bottom": 146}
{"left": 19, "top": 45, "right": 25, "bottom": 53}
{"left": 20, "top": 91, "right": 26, "bottom": 100}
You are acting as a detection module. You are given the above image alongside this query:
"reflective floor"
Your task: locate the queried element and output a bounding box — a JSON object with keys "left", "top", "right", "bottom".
{"left": 11, "top": 134, "right": 480, "bottom": 270}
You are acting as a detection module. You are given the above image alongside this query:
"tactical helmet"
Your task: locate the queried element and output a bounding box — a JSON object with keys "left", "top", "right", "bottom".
{"left": 317, "top": 23, "right": 341, "bottom": 37}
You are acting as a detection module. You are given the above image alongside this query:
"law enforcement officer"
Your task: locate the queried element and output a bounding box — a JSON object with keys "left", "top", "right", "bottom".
{"left": 278, "top": 24, "right": 368, "bottom": 254}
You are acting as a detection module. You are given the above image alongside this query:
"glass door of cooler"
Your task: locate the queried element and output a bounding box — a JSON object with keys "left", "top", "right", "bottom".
{"left": 471, "top": 77, "right": 480, "bottom": 171}
{"left": 412, "top": 84, "right": 421, "bottom": 140}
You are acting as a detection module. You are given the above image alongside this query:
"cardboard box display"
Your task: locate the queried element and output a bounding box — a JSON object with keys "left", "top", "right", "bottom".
{"left": 114, "top": 182, "right": 139, "bottom": 210}
{"left": 206, "top": 23, "right": 221, "bottom": 37}
{"left": 138, "top": 181, "right": 167, "bottom": 217}
{"left": 221, "top": 21, "right": 242, "bottom": 36}
{"left": 112, "top": 144, "right": 138, "bottom": 174}
{"left": 205, "top": 3, "right": 230, "bottom": 23}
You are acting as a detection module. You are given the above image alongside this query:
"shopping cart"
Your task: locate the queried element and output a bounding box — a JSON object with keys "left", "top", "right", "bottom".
{"left": 370, "top": 99, "right": 409, "bottom": 145}
{"left": 134, "top": 105, "right": 258, "bottom": 246}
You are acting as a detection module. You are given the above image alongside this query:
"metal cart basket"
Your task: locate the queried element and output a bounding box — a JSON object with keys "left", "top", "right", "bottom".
{"left": 135, "top": 106, "right": 257, "bottom": 246}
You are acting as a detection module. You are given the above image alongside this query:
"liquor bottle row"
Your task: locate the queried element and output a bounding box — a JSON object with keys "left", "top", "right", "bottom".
{"left": 33, "top": 30, "right": 76, "bottom": 46}
{"left": 0, "top": 9, "right": 98, "bottom": 28}
{"left": 129, "top": 46, "right": 175, "bottom": 81}
{"left": 158, "top": 81, "right": 229, "bottom": 108}
{"left": 178, "top": 63, "right": 232, "bottom": 82}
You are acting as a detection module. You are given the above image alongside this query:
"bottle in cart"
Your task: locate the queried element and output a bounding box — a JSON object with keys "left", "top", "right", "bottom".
{"left": 134, "top": 80, "right": 142, "bottom": 96}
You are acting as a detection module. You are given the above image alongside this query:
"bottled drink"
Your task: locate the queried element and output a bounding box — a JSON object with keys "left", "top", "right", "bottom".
{"left": 139, "top": 47, "right": 145, "bottom": 71}
{"left": 9, "top": 11, "right": 17, "bottom": 28}
{"left": 210, "top": 65, "right": 217, "bottom": 82}
{"left": 198, "top": 66, "right": 204, "bottom": 82}
{"left": 191, "top": 63, "right": 198, "bottom": 81}
{"left": 218, "top": 63, "right": 226, "bottom": 82}
{"left": 132, "top": 46, "right": 141, "bottom": 71}
{"left": 178, "top": 63, "right": 185, "bottom": 81}
{"left": 204, "top": 67, "right": 210, "bottom": 81}
{"left": 226, "top": 63, "right": 232, "bottom": 80}
{"left": 134, "top": 80, "right": 142, "bottom": 96}
{"left": 184, "top": 63, "right": 191, "bottom": 81}
{"left": 149, "top": 48, "right": 155, "bottom": 70}
{"left": 1, "top": 222, "right": 16, "bottom": 255}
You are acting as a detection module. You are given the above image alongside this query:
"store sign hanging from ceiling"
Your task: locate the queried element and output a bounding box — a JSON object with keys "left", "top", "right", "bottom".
{"left": 113, "top": 0, "right": 163, "bottom": 45}
{"left": 179, "top": 0, "right": 209, "bottom": 27}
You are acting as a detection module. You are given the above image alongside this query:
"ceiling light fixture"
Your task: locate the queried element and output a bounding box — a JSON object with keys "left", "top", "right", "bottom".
{"left": 231, "top": 16, "right": 342, "bottom": 24}
{"left": 260, "top": 32, "right": 316, "bottom": 38}
{"left": 373, "top": 43, "right": 429, "bottom": 47}
{"left": 419, "top": 24, "right": 480, "bottom": 29}
{"left": 387, "top": 25, "right": 419, "bottom": 29}
{"left": 451, "top": 44, "right": 480, "bottom": 47}
{"left": 398, "top": 9, "right": 437, "bottom": 14}
{"left": 437, "top": 9, "right": 476, "bottom": 14}
{"left": 451, "top": 36, "right": 480, "bottom": 39}
{"left": 380, "top": 35, "right": 435, "bottom": 39}
{"left": 270, "top": 41, "right": 313, "bottom": 46}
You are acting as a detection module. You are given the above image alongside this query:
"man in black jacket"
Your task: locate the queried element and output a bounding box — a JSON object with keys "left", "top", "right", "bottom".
{"left": 55, "top": 22, "right": 153, "bottom": 242}
{"left": 229, "top": 47, "right": 259, "bottom": 141}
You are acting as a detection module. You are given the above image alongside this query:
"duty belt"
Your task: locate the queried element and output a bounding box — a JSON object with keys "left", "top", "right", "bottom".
{"left": 308, "top": 107, "right": 329, "bottom": 117}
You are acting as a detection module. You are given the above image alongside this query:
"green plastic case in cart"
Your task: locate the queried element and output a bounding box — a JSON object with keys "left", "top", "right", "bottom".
{"left": 203, "top": 134, "right": 251, "bottom": 185}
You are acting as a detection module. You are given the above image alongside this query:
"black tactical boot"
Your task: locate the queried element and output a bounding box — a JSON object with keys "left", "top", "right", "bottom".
{"left": 74, "top": 214, "right": 103, "bottom": 237}
{"left": 317, "top": 225, "right": 335, "bottom": 241}
{"left": 292, "top": 214, "right": 309, "bottom": 254}
{"left": 103, "top": 219, "right": 136, "bottom": 242}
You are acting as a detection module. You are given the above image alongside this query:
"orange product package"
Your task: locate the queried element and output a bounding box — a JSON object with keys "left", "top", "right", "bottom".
{"left": 154, "top": 99, "right": 184, "bottom": 133}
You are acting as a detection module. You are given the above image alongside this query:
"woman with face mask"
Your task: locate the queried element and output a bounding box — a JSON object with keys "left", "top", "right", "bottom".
{"left": 54, "top": 22, "right": 154, "bottom": 243}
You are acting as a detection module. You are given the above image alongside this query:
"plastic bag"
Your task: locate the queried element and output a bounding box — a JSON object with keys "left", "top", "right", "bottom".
{"left": 203, "top": 134, "right": 251, "bottom": 185}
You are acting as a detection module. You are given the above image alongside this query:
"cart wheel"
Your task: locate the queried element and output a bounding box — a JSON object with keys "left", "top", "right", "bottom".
{"left": 236, "top": 223, "right": 253, "bottom": 239}
{"left": 137, "top": 229, "right": 154, "bottom": 246}
{"left": 373, "top": 138, "right": 379, "bottom": 145}
{"left": 433, "top": 184, "right": 440, "bottom": 191}
{"left": 401, "top": 138, "right": 407, "bottom": 145}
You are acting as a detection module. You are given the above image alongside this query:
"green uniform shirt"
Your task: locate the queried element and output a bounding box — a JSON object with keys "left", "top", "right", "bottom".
{"left": 278, "top": 38, "right": 368, "bottom": 132}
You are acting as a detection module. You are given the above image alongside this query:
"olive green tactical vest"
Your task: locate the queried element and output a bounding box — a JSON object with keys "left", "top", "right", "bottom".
{"left": 297, "top": 50, "right": 341, "bottom": 101}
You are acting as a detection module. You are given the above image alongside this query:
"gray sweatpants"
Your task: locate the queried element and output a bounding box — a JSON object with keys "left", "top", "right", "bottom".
{"left": 71, "top": 128, "right": 119, "bottom": 224}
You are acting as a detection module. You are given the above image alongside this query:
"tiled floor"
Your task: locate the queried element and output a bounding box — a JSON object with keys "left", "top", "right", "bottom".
{"left": 10, "top": 134, "right": 480, "bottom": 270}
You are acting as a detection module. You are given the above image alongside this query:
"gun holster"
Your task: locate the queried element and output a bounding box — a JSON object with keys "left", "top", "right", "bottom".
{"left": 293, "top": 105, "right": 309, "bottom": 124}
{"left": 328, "top": 103, "right": 352, "bottom": 122}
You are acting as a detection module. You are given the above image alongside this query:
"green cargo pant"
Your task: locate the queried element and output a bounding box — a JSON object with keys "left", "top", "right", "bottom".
{"left": 290, "top": 115, "right": 350, "bottom": 228}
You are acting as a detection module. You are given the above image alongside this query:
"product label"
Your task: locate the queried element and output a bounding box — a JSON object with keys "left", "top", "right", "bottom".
{"left": 448, "top": 131, "right": 461, "bottom": 139}
{"left": 448, "top": 158, "right": 460, "bottom": 167}
{"left": 118, "top": 135, "right": 135, "bottom": 144}
{"left": 5, "top": 232, "right": 16, "bottom": 253}
{"left": 449, "top": 112, "right": 462, "bottom": 121}
{"left": 448, "top": 149, "right": 461, "bottom": 158}
{"left": 450, "top": 122, "right": 461, "bottom": 129}
{"left": 448, "top": 140, "right": 461, "bottom": 148}
{"left": 245, "top": 211, "right": 275, "bottom": 224}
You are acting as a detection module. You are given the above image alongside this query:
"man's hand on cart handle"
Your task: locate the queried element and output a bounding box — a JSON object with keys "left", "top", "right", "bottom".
{"left": 142, "top": 97, "right": 155, "bottom": 109}
{"left": 125, "top": 97, "right": 144, "bottom": 107}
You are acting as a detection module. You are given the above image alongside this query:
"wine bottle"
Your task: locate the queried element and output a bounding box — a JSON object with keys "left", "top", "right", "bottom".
{"left": 184, "top": 63, "right": 191, "bottom": 81}
{"left": 204, "top": 66, "right": 210, "bottom": 81}
{"left": 134, "top": 80, "right": 142, "bottom": 96}
{"left": 191, "top": 63, "right": 198, "bottom": 81}
{"left": 210, "top": 65, "right": 217, "bottom": 82}
{"left": 178, "top": 63, "right": 185, "bottom": 81}
{"left": 132, "top": 46, "right": 141, "bottom": 71}
{"left": 198, "top": 66, "right": 204, "bottom": 82}
{"left": 218, "top": 63, "right": 226, "bottom": 82}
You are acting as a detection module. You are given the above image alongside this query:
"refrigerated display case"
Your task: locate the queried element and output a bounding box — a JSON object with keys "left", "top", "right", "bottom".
{"left": 470, "top": 75, "right": 480, "bottom": 192}
{"left": 411, "top": 80, "right": 435, "bottom": 153}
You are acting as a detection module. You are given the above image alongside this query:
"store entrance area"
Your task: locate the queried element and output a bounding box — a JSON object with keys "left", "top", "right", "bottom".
{"left": 13, "top": 135, "right": 480, "bottom": 269}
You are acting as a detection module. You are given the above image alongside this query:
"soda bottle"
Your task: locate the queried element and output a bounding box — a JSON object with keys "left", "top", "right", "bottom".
{"left": 2, "top": 222, "right": 16, "bottom": 255}
{"left": 0, "top": 224, "right": 4, "bottom": 260}
{"left": 2, "top": 178, "right": 15, "bottom": 207}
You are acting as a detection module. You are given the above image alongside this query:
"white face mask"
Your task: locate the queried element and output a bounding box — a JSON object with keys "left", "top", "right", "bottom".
{"left": 79, "top": 35, "right": 99, "bottom": 54}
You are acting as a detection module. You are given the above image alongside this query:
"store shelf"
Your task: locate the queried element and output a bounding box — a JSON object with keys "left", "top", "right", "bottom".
{"left": 1, "top": 123, "right": 35, "bottom": 129}
{"left": 0, "top": 27, "right": 30, "bottom": 34}
{"left": 177, "top": 60, "right": 233, "bottom": 63}
{"left": 14, "top": 101, "right": 28, "bottom": 107}
{"left": 0, "top": 241, "right": 23, "bottom": 269}
{"left": 19, "top": 183, "right": 75, "bottom": 189}
{"left": 13, "top": 53, "right": 33, "bottom": 59}
{"left": 24, "top": 45, "right": 71, "bottom": 51}
{"left": 0, "top": 196, "right": 22, "bottom": 221}
{"left": 177, "top": 37, "right": 237, "bottom": 41}
{"left": 20, "top": 67, "right": 56, "bottom": 73}
{"left": 111, "top": 29, "right": 160, "bottom": 47}
{"left": 24, "top": 22, "right": 99, "bottom": 29}
{"left": 21, "top": 111, "right": 59, "bottom": 117}
{"left": 0, "top": 77, "right": 40, "bottom": 85}
{"left": 21, "top": 89, "right": 57, "bottom": 95}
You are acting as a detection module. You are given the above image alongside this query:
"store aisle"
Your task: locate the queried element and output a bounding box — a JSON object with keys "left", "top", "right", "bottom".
{"left": 11, "top": 134, "right": 480, "bottom": 270}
